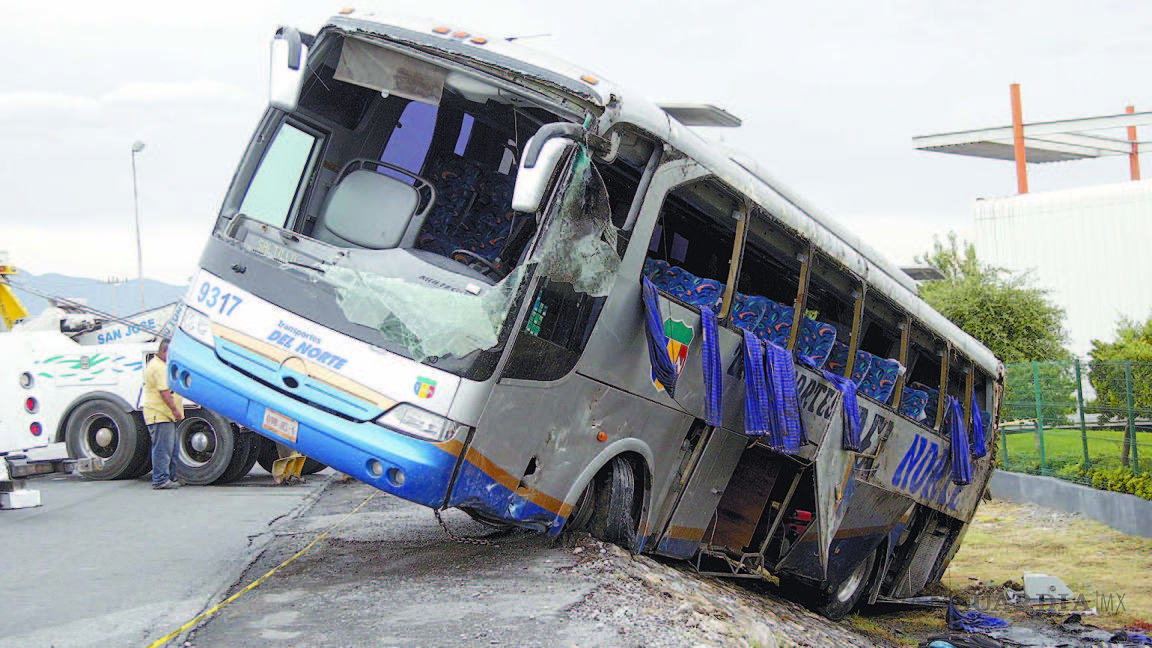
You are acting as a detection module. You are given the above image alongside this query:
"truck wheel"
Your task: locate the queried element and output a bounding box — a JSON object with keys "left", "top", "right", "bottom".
{"left": 815, "top": 549, "right": 878, "bottom": 621}
{"left": 65, "top": 399, "right": 150, "bottom": 480}
{"left": 172, "top": 409, "right": 237, "bottom": 485}
{"left": 215, "top": 431, "right": 260, "bottom": 484}
{"left": 585, "top": 456, "right": 641, "bottom": 551}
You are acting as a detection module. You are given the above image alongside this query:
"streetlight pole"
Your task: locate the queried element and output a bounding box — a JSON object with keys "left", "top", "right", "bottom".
{"left": 131, "top": 141, "right": 146, "bottom": 311}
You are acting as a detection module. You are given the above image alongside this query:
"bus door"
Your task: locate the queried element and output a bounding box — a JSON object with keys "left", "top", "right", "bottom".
{"left": 763, "top": 378, "right": 855, "bottom": 579}
{"left": 445, "top": 144, "right": 634, "bottom": 530}
{"left": 647, "top": 420, "right": 746, "bottom": 558}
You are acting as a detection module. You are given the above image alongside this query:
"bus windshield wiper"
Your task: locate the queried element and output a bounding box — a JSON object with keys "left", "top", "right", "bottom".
{"left": 281, "top": 258, "right": 326, "bottom": 274}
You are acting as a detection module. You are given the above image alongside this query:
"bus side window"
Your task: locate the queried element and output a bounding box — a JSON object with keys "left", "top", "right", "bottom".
{"left": 642, "top": 179, "right": 738, "bottom": 312}
{"left": 237, "top": 123, "right": 319, "bottom": 229}
{"left": 906, "top": 326, "right": 945, "bottom": 428}
{"left": 739, "top": 209, "right": 803, "bottom": 306}
{"left": 798, "top": 254, "right": 855, "bottom": 368}
{"left": 500, "top": 142, "right": 620, "bottom": 382}
{"left": 597, "top": 129, "right": 655, "bottom": 232}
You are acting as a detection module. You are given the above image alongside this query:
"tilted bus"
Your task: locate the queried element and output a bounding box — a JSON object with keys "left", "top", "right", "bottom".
{"left": 167, "top": 11, "right": 1002, "bottom": 619}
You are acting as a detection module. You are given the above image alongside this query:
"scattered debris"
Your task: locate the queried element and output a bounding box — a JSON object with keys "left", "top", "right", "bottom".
{"left": 1022, "top": 572, "right": 1077, "bottom": 602}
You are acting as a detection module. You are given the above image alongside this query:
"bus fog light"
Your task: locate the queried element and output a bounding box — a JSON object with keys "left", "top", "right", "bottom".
{"left": 386, "top": 467, "right": 405, "bottom": 487}
{"left": 367, "top": 459, "right": 384, "bottom": 477}
{"left": 375, "top": 404, "right": 455, "bottom": 442}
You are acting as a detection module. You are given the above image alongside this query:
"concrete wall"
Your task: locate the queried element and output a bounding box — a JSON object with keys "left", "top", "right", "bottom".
{"left": 989, "top": 470, "right": 1152, "bottom": 539}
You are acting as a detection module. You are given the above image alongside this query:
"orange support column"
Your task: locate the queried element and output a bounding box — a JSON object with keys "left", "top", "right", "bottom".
{"left": 1011, "top": 83, "right": 1028, "bottom": 194}
{"left": 1128, "top": 105, "right": 1141, "bottom": 181}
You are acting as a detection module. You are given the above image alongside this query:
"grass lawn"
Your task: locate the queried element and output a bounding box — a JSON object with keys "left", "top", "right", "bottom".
{"left": 1002, "top": 426, "right": 1152, "bottom": 476}
{"left": 944, "top": 499, "right": 1152, "bottom": 624}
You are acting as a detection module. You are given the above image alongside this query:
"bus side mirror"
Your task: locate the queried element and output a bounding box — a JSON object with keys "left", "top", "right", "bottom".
{"left": 513, "top": 123, "right": 585, "bottom": 213}
{"left": 270, "top": 26, "right": 308, "bottom": 111}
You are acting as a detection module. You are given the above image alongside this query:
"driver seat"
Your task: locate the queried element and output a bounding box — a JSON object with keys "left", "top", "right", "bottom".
{"left": 314, "top": 170, "right": 423, "bottom": 249}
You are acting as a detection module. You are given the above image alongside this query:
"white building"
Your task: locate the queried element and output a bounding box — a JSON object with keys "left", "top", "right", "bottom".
{"left": 973, "top": 179, "right": 1152, "bottom": 356}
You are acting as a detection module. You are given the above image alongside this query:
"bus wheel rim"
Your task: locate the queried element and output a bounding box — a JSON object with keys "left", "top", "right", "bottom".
{"left": 834, "top": 557, "right": 870, "bottom": 603}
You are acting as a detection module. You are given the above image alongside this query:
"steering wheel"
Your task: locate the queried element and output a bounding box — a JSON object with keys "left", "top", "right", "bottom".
{"left": 451, "top": 249, "right": 504, "bottom": 279}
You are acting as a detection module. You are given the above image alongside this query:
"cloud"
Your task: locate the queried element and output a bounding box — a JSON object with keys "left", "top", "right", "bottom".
{"left": 0, "top": 91, "right": 100, "bottom": 119}
{"left": 0, "top": 81, "right": 255, "bottom": 123}
{"left": 104, "top": 80, "right": 252, "bottom": 104}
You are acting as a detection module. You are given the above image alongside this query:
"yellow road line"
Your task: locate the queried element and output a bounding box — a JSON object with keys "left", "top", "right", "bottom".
{"left": 147, "top": 490, "right": 379, "bottom": 648}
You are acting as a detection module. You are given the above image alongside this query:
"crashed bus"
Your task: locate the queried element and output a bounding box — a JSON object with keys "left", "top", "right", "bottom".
{"left": 167, "top": 11, "right": 1002, "bottom": 619}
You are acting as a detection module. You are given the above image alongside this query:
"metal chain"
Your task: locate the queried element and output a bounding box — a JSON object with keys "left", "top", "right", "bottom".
{"left": 433, "top": 509, "right": 500, "bottom": 547}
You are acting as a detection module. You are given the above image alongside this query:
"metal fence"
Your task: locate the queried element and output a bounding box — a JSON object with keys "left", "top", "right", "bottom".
{"left": 1001, "top": 361, "right": 1152, "bottom": 486}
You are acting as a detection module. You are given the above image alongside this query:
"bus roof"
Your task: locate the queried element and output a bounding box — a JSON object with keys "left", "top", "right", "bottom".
{"left": 321, "top": 12, "right": 1001, "bottom": 376}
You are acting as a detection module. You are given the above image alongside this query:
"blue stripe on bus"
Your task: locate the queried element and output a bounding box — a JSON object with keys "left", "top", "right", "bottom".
{"left": 447, "top": 460, "right": 567, "bottom": 535}
{"left": 167, "top": 331, "right": 458, "bottom": 508}
{"left": 656, "top": 537, "right": 700, "bottom": 558}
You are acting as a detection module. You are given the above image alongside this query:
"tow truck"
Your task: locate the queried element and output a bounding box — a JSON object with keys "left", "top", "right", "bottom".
{"left": 0, "top": 255, "right": 317, "bottom": 508}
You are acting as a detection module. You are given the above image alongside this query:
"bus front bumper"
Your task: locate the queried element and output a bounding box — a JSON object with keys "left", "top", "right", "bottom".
{"left": 167, "top": 331, "right": 460, "bottom": 508}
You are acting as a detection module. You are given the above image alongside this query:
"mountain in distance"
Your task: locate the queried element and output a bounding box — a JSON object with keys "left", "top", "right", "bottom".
{"left": 7, "top": 271, "right": 188, "bottom": 320}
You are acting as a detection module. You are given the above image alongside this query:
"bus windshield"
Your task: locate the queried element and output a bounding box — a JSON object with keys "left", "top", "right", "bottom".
{"left": 209, "top": 34, "right": 606, "bottom": 379}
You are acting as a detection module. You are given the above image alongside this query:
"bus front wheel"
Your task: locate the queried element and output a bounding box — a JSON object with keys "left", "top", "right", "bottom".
{"left": 574, "top": 456, "right": 641, "bottom": 551}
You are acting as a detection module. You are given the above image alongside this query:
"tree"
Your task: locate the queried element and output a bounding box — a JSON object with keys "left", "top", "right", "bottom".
{"left": 916, "top": 233, "right": 1075, "bottom": 427}
{"left": 915, "top": 232, "right": 1069, "bottom": 364}
{"left": 1088, "top": 315, "right": 1152, "bottom": 467}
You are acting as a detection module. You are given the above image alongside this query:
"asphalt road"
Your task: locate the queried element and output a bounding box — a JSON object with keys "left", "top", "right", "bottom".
{"left": 186, "top": 480, "right": 626, "bottom": 648}
{"left": 0, "top": 470, "right": 327, "bottom": 648}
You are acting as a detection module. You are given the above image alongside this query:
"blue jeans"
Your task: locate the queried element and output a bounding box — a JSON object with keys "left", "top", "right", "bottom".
{"left": 148, "top": 421, "right": 179, "bottom": 486}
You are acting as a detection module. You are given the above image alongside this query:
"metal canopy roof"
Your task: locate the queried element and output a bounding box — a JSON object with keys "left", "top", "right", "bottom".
{"left": 657, "top": 103, "right": 742, "bottom": 128}
{"left": 914, "top": 110, "right": 1152, "bottom": 163}
{"left": 900, "top": 266, "right": 946, "bottom": 282}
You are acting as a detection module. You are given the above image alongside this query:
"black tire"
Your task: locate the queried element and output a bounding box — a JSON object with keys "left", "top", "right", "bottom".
{"left": 585, "top": 456, "right": 641, "bottom": 550}
{"left": 64, "top": 399, "right": 150, "bottom": 480}
{"left": 125, "top": 452, "right": 153, "bottom": 480}
{"left": 255, "top": 436, "right": 277, "bottom": 473}
{"left": 300, "top": 458, "right": 327, "bottom": 475}
{"left": 815, "top": 549, "right": 878, "bottom": 621}
{"left": 254, "top": 436, "right": 326, "bottom": 475}
{"left": 215, "top": 431, "right": 260, "bottom": 484}
{"left": 172, "top": 409, "right": 237, "bottom": 485}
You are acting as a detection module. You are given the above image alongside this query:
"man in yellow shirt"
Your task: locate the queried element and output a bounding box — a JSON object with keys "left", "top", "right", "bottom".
{"left": 143, "top": 338, "right": 185, "bottom": 489}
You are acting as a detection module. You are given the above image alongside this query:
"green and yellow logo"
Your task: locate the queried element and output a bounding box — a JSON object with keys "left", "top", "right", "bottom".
{"left": 654, "top": 317, "right": 693, "bottom": 392}
{"left": 414, "top": 377, "right": 437, "bottom": 399}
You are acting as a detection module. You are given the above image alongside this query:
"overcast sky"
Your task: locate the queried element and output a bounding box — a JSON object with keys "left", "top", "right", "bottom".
{"left": 3, "top": 0, "right": 1149, "bottom": 284}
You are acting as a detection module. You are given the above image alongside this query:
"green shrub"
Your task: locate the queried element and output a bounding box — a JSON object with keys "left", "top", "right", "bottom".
{"left": 1085, "top": 466, "right": 1152, "bottom": 500}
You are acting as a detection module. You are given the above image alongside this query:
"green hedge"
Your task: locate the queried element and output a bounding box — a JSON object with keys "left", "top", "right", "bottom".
{"left": 999, "top": 457, "right": 1152, "bottom": 501}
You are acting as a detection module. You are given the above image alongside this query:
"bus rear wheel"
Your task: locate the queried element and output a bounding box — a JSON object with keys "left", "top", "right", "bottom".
{"left": 575, "top": 456, "right": 641, "bottom": 551}
{"left": 815, "top": 549, "right": 878, "bottom": 621}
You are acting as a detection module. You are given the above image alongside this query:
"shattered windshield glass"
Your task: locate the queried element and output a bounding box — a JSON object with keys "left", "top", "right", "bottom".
{"left": 323, "top": 144, "right": 619, "bottom": 365}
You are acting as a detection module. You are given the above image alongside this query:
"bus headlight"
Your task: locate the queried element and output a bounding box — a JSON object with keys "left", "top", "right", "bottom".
{"left": 179, "top": 307, "right": 215, "bottom": 348}
{"left": 375, "top": 404, "right": 456, "bottom": 442}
